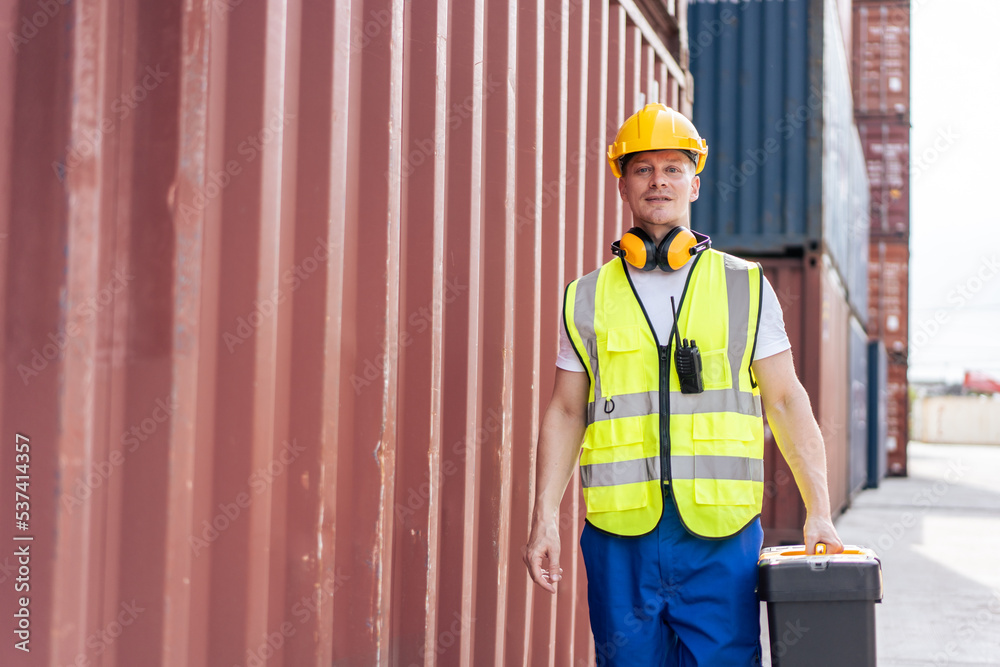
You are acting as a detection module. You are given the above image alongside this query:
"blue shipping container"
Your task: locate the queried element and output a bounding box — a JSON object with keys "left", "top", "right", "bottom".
{"left": 687, "top": 0, "right": 869, "bottom": 323}
{"left": 867, "top": 340, "right": 889, "bottom": 488}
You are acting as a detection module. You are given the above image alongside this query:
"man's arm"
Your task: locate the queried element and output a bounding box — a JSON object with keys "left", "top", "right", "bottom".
{"left": 752, "top": 349, "right": 845, "bottom": 555}
{"left": 523, "top": 368, "right": 591, "bottom": 593}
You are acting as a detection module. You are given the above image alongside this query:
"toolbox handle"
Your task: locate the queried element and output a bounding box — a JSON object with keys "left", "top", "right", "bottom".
{"left": 767, "top": 548, "right": 866, "bottom": 557}
{"left": 813, "top": 543, "right": 827, "bottom": 555}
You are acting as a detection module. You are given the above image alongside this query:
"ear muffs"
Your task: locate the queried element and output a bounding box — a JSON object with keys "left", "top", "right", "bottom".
{"left": 611, "top": 226, "right": 711, "bottom": 272}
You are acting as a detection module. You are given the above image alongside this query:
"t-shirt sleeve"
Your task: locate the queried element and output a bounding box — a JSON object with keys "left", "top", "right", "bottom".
{"left": 753, "top": 275, "right": 792, "bottom": 361}
{"left": 556, "top": 304, "right": 586, "bottom": 372}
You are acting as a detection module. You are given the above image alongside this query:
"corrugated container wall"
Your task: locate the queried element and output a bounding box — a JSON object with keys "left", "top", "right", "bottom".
{"left": 687, "top": 0, "right": 869, "bottom": 323}
{"left": 0, "top": 0, "right": 693, "bottom": 665}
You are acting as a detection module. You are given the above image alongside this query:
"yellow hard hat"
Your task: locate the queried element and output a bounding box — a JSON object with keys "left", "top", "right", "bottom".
{"left": 607, "top": 103, "right": 708, "bottom": 177}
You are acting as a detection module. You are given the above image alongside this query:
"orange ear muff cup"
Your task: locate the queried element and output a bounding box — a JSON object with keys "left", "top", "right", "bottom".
{"left": 619, "top": 228, "right": 655, "bottom": 271}
{"left": 662, "top": 227, "right": 697, "bottom": 271}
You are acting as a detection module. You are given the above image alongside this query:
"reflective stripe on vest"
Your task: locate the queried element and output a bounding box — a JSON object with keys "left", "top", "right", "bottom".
{"left": 580, "top": 455, "right": 765, "bottom": 488}
{"left": 564, "top": 249, "right": 764, "bottom": 538}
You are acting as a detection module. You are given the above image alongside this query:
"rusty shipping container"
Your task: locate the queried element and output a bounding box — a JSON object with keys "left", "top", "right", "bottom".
{"left": 852, "top": 0, "right": 910, "bottom": 118}
{"left": 0, "top": 0, "right": 699, "bottom": 665}
{"left": 754, "top": 254, "right": 854, "bottom": 545}
{"left": 859, "top": 120, "right": 909, "bottom": 238}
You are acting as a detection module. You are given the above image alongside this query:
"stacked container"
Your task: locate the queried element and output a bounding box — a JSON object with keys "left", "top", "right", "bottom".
{"left": 854, "top": 0, "right": 911, "bottom": 476}
{"left": 687, "top": 0, "right": 871, "bottom": 542}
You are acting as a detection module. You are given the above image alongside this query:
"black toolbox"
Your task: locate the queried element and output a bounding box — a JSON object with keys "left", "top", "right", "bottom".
{"left": 758, "top": 545, "right": 883, "bottom": 666}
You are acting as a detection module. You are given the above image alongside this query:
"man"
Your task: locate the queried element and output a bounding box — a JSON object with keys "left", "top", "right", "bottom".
{"left": 523, "top": 103, "right": 844, "bottom": 665}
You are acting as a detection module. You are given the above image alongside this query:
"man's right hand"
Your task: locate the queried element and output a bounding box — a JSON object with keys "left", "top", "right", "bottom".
{"left": 523, "top": 369, "right": 589, "bottom": 594}
{"left": 524, "top": 517, "right": 563, "bottom": 594}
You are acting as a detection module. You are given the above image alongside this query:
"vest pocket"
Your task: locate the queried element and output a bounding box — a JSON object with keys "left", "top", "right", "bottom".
{"left": 601, "top": 325, "right": 644, "bottom": 396}
{"left": 700, "top": 348, "right": 732, "bottom": 390}
{"left": 691, "top": 413, "right": 756, "bottom": 506}
{"left": 606, "top": 325, "right": 640, "bottom": 352}
{"left": 584, "top": 481, "right": 649, "bottom": 513}
{"left": 582, "top": 416, "right": 643, "bottom": 453}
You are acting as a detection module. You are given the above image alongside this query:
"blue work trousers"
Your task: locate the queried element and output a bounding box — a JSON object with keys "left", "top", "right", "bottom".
{"left": 580, "top": 487, "right": 763, "bottom": 666}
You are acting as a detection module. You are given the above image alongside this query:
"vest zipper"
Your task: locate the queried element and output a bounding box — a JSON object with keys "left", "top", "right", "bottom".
{"left": 618, "top": 252, "right": 704, "bottom": 488}
{"left": 659, "top": 344, "right": 671, "bottom": 486}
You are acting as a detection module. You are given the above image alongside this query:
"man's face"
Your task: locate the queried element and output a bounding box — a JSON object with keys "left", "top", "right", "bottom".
{"left": 617, "top": 149, "right": 700, "bottom": 238}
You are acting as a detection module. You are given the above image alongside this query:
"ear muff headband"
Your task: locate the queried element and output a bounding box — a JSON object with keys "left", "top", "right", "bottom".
{"left": 611, "top": 226, "right": 711, "bottom": 272}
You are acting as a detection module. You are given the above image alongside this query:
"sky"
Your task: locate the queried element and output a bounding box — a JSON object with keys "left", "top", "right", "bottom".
{"left": 907, "top": 0, "right": 1000, "bottom": 383}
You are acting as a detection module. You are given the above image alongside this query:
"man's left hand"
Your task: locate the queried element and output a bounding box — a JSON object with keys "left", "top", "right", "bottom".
{"left": 803, "top": 514, "right": 844, "bottom": 554}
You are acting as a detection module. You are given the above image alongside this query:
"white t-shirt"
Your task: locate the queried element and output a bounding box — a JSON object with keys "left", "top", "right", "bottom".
{"left": 556, "top": 259, "right": 790, "bottom": 371}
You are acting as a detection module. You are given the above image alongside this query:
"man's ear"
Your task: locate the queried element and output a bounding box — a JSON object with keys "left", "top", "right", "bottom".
{"left": 689, "top": 175, "right": 700, "bottom": 202}
{"left": 618, "top": 175, "right": 628, "bottom": 202}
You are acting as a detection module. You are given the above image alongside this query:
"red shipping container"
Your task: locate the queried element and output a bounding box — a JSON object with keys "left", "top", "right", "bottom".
{"left": 859, "top": 121, "right": 910, "bottom": 238}
{"left": 868, "top": 240, "right": 909, "bottom": 357}
{"left": 853, "top": 1, "right": 910, "bottom": 117}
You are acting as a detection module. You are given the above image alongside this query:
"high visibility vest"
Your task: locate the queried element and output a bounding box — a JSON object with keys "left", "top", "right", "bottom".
{"left": 564, "top": 249, "right": 765, "bottom": 538}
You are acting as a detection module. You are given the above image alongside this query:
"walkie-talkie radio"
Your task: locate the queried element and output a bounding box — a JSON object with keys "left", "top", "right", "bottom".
{"left": 670, "top": 297, "right": 704, "bottom": 394}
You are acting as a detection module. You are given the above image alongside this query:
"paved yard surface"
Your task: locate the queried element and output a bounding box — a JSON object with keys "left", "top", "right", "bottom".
{"left": 761, "top": 442, "right": 1000, "bottom": 666}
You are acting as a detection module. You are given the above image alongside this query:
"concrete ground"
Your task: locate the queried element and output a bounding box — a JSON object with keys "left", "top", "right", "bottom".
{"left": 760, "top": 441, "right": 1000, "bottom": 666}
